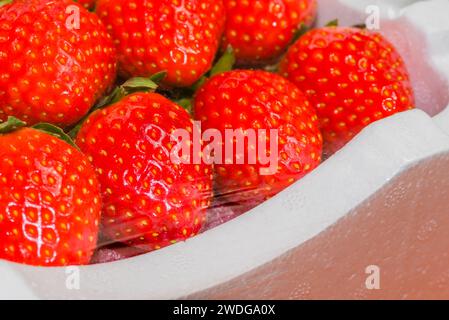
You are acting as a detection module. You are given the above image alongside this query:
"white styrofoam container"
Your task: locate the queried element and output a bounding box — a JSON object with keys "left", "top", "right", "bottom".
{"left": 1, "top": 0, "right": 449, "bottom": 299}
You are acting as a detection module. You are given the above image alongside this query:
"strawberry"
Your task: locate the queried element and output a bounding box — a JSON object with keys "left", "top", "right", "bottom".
{"left": 279, "top": 26, "right": 415, "bottom": 155}
{"left": 0, "top": 0, "right": 117, "bottom": 127}
{"left": 96, "top": 0, "right": 225, "bottom": 87}
{"left": 76, "top": 92, "right": 213, "bottom": 252}
{"left": 0, "top": 120, "right": 102, "bottom": 266}
{"left": 193, "top": 70, "right": 322, "bottom": 205}
{"left": 222, "top": 0, "right": 317, "bottom": 65}
{"left": 75, "top": 0, "right": 96, "bottom": 10}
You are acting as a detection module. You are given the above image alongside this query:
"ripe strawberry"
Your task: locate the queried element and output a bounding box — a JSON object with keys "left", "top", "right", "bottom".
{"left": 96, "top": 0, "right": 225, "bottom": 87}
{"left": 280, "top": 26, "right": 415, "bottom": 155}
{"left": 0, "top": 0, "right": 117, "bottom": 127}
{"left": 222, "top": 0, "right": 317, "bottom": 65}
{"left": 194, "top": 70, "right": 322, "bottom": 204}
{"left": 75, "top": 0, "right": 96, "bottom": 10}
{"left": 0, "top": 124, "right": 102, "bottom": 266}
{"left": 76, "top": 92, "right": 213, "bottom": 252}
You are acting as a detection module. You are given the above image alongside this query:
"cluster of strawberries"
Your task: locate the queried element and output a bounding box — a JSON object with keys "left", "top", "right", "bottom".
{"left": 0, "top": 0, "right": 415, "bottom": 266}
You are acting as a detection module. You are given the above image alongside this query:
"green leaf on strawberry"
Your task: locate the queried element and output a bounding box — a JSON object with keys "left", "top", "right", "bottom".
{"left": 191, "top": 47, "right": 236, "bottom": 92}
{"left": 210, "top": 46, "right": 236, "bottom": 77}
{"left": 175, "top": 98, "right": 193, "bottom": 113}
{"left": 0, "top": 0, "right": 12, "bottom": 7}
{"left": 149, "top": 71, "right": 168, "bottom": 84}
{"left": 353, "top": 23, "right": 367, "bottom": 29}
{"left": 32, "top": 123, "right": 79, "bottom": 150}
{"left": 0, "top": 116, "right": 79, "bottom": 150}
{"left": 100, "top": 75, "right": 162, "bottom": 108}
{"left": 121, "top": 77, "right": 159, "bottom": 93}
{"left": 292, "top": 23, "right": 311, "bottom": 44}
{"left": 69, "top": 74, "right": 164, "bottom": 138}
{"left": 0, "top": 116, "right": 27, "bottom": 134}
{"left": 326, "top": 19, "right": 339, "bottom": 27}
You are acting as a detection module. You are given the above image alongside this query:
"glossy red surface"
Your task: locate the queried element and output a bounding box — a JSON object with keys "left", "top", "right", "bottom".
{"left": 0, "top": 0, "right": 117, "bottom": 126}
{"left": 222, "top": 0, "right": 317, "bottom": 65}
{"left": 0, "top": 128, "right": 102, "bottom": 266}
{"left": 96, "top": 0, "right": 225, "bottom": 87}
{"left": 280, "top": 27, "right": 415, "bottom": 154}
{"left": 76, "top": 93, "right": 214, "bottom": 252}
{"left": 194, "top": 70, "right": 323, "bottom": 205}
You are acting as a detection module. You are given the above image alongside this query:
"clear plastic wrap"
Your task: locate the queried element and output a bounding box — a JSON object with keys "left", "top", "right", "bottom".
{"left": 0, "top": 0, "right": 420, "bottom": 268}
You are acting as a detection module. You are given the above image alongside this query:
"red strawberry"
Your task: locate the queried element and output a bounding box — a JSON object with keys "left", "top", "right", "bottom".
{"left": 194, "top": 70, "right": 322, "bottom": 205}
{"left": 222, "top": 0, "right": 317, "bottom": 65}
{"left": 0, "top": 0, "right": 117, "bottom": 127}
{"left": 76, "top": 92, "right": 213, "bottom": 252}
{"left": 75, "top": 0, "right": 96, "bottom": 10}
{"left": 0, "top": 123, "right": 102, "bottom": 266}
{"left": 280, "top": 26, "right": 415, "bottom": 155}
{"left": 96, "top": 0, "right": 225, "bottom": 87}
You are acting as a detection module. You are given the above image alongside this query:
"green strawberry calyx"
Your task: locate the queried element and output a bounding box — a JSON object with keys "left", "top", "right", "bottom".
{"left": 292, "top": 23, "right": 311, "bottom": 44}
{"left": 191, "top": 46, "right": 236, "bottom": 92}
{"left": 68, "top": 72, "right": 166, "bottom": 138}
{"left": 326, "top": 19, "right": 339, "bottom": 27}
{"left": 32, "top": 123, "right": 79, "bottom": 150}
{"left": 96, "top": 72, "right": 166, "bottom": 109}
{"left": 353, "top": 23, "right": 367, "bottom": 29}
{"left": 0, "top": 0, "right": 12, "bottom": 8}
{"left": 0, "top": 116, "right": 26, "bottom": 134}
{"left": 209, "top": 46, "right": 236, "bottom": 77}
{"left": 0, "top": 116, "right": 79, "bottom": 149}
{"left": 290, "top": 19, "right": 339, "bottom": 47}
{"left": 174, "top": 47, "right": 236, "bottom": 112}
